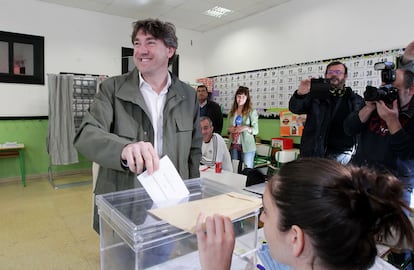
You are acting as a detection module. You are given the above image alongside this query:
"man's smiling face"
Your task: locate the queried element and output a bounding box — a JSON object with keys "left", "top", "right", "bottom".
{"left": 133, "top": 30, "right": 174, "bottom": 78}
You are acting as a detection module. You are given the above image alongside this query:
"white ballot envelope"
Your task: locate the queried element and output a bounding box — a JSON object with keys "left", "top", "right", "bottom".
{"left": 137, "top": 155, "right": 190, "bottom": 203}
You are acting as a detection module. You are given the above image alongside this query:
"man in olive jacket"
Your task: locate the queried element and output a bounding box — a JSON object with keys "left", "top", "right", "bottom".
{"left": 74, "top": 19, "right": 202, "bottom": 233}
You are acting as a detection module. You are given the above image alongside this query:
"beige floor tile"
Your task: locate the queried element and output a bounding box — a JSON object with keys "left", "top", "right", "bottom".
{"left": 0, "top": 176, "right": 100, "bottom": 270}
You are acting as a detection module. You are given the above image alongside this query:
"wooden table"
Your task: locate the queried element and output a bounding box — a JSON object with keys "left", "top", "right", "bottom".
{"left": 0, "top": 144, "right": 26, "bottom": 186}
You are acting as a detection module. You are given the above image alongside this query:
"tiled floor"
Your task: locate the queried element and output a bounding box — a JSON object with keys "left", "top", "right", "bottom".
{"left": 0, "top": 175, "right": 100, "bottom": 269}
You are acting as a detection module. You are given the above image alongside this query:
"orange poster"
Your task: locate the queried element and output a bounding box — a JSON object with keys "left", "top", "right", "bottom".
{"left": 196, "top": 78, "right": 213, "bottom": 92}
{"left": 279, "top": 111, "right": 306, "bottom": 137}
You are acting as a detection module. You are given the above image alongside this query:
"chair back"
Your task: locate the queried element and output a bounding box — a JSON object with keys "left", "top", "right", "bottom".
{"left": 256, "top": 143, "right": 271, "bottom": 156}
{"left": 254, "top": 144, "right": 272, "bottom": 173}
{"left": 275, "top": 150, "right": 297, "bottom": 167}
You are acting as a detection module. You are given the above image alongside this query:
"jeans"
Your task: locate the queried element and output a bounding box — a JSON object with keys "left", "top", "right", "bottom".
{"left": 230, "top": 148, "right": 255, "bottom": 170}
{"left": 243, "top": 151, "right": 256, "bottom": 169}
{"left": 326, "top": 150, "right": 353, "bottom": 165}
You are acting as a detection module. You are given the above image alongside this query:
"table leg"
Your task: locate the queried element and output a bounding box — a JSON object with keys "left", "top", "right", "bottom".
{"left": 18, "top": 149, "right": 26, "bottom": 187}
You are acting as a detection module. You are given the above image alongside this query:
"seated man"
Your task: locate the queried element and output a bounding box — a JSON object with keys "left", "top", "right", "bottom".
{"left": 200, "top": 116, "right": 232, "bottom": 172}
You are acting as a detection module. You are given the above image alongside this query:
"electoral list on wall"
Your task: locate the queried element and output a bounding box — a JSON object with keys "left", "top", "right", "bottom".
{"left": 209, "top": 49, "right": 402, "bottom": 115}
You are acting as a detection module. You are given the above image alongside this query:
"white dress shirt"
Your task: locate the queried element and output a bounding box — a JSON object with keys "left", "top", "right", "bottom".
{"left": 139, "top": 72, "right": 171, "bottom": 157}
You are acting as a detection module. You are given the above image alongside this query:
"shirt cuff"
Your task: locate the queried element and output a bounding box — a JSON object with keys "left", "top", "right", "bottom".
{"left": 121, "top": 159, "right": 129, "bottom": 170}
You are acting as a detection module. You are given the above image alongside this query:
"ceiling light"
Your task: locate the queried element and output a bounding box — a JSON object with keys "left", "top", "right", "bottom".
{"left": 203, "top": 6, "right": 233, "bottom": 18}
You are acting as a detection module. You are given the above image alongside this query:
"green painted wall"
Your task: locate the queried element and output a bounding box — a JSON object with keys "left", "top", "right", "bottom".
{"left": 0, "top": 118, "right": 300, "bottom": 180}
{"left": 0, "top": 119, "right": 91, "bottom": 179}
{"left": 221, "top": 117, "right": 301, "bottom": 144}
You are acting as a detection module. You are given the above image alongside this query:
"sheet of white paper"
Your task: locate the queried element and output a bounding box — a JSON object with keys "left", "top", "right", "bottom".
{"left": 243, "top": 182, "right": 267, "bottom": 196}
{"left": 137, "top": 155, "right": 189, "bottom": 203}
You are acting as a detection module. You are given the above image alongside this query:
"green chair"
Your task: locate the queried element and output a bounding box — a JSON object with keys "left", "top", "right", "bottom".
{"left": 253, "top": 143, "right": 272, "bottom": 175}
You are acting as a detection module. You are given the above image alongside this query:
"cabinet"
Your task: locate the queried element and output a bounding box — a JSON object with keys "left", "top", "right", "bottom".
{"left": 72, "top": 77, "right": 97, "bottom": 132}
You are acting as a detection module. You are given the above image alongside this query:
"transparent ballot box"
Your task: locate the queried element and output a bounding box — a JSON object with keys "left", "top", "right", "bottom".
{"left": 96, "top": 178, "right": 260, "bottom": 270}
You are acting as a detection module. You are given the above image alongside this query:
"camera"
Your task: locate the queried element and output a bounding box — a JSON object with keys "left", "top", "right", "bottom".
{"left": 363, "top": 61, "right": 398, "bottom": 104}
{"left": 310, "top": 78, "right": 330, "bottom": 99}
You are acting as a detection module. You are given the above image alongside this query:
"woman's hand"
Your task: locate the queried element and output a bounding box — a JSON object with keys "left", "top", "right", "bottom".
{"left": 228, "top": 126, "right": 237, "bottom": 134}
{"left": 196, "top": 213, "right": 235, "bottom": 270}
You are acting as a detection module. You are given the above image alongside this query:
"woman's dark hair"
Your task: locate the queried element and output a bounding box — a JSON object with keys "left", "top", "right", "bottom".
{"left": 269, "top": 158, "right": 414, "bottom": 270}
{"left": 229, "top": 86, "right": 252, "bottom": 117}
{"left": 131, "top": 18, "right": 178, "bottom": 65}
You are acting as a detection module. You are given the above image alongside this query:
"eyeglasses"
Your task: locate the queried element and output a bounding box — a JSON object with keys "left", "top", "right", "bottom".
{"left": 327, "top": 70, "right": 344, "bottom": 75}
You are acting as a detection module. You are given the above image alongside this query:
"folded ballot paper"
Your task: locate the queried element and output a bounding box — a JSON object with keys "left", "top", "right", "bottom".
{"left": 138, "top": 156, "right": 262, "bottom": 234}
{"left": 149, "top": 192, "right": 262, "bottom": 233}
{"left": 137, "top": 155, "right": 190, "bottom": 203}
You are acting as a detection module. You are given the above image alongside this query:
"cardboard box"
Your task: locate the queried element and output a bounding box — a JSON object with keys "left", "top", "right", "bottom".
{"left": 96, "top": 178, "right": 259, "bottom": 270}
{"left": 271, "top": 137, "right": 293, "bottom": 150}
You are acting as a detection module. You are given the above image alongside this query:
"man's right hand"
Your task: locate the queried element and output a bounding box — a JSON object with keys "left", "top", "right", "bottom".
{"left": 297, "top": 78, "right": 311, "bottom": 95}
{"left": 121, "top": 141, "right": 159, "bottom": 174}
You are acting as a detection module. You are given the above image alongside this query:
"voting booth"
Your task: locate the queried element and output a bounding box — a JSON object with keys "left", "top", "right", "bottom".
{"left": 96, "top": 178, "right": 260, "bottom": 270}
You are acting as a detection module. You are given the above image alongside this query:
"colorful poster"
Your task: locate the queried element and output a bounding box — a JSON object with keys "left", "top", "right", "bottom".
{"left": 279, "top": 111, "right": 306, "bottom": 136}
{"left": 196, "top": 77, "right": 214, "bottom": 92}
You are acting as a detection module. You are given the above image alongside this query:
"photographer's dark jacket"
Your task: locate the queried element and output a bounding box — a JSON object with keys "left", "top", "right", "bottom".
{"left": 289, "top": 87, "right": 364, "bottom": 158}
{"left": 344, "top": 98, "right": 414, "bottom": 187}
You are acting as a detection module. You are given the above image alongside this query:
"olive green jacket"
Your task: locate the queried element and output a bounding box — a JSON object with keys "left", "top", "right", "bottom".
{"left": 74, "top": 68, "right": 202, "bottom": 195}
{"left": 227, "top": 109, "right": 259, "bottom": 152}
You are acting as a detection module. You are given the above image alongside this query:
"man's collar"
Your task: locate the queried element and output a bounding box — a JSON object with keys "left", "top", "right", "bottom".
{"left": 204, "top": 134, "right": 213, "bottom": 143}
{"left": 199, "top": 100, "right": 207, "bottom": 107}
{"left": 138, "top": 71, "right": 171, "bottom": 91}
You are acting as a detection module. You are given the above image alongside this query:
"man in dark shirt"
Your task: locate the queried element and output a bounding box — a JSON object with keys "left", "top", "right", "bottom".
{"left": 197, "top": 85, "right": 223, "bottom": 134}
{"left": 289, "top": 61, "right": 364, "bottom": 164}
{"left": 344, "top": 68, "right": 414, "bottom": 204}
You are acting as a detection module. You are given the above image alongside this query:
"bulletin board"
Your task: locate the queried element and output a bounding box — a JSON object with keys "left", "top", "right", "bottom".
{"left": 208, "top": 48, "right": 403, "bottom": 117}
{"left": 279, "top": 111, "right": 306, "bottom": 137}
{"left": 196, "top": 77, "right": 213, "bottom": 92}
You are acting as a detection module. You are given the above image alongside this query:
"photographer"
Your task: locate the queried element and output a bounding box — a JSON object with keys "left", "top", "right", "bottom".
{"left": 399, "top": 40, "right": 414, "bottom": 73}
{"left": 344, "top": 67, "right": 414, "bottom": 206}
{"left": 289, "top": 61, "right": 364, "bottom": 164}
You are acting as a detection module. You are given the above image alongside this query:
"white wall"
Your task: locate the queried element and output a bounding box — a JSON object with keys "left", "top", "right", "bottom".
{"left": 0, "top": 0, "right": 204, "bottom": 116}
{"left": 201, "top": 0, "right": 414, "bottom": 77}
{"left": 2, "top": 0, "right": 413, "bottom": 116}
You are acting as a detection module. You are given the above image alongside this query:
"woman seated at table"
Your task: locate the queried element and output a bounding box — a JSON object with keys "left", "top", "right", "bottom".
{"left": 197, "top": 158, "right": 414, "bottom": 270}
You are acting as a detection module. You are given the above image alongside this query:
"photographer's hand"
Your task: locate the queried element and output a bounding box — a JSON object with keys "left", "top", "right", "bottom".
{"left": 297, "top": 78, "right": 311, "bottom": 95}
{"left": 358, "top": 102, "right": 376, "bottom": 123}
{"left": 376, "top": 100, "right": 401, "bottom": 134}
